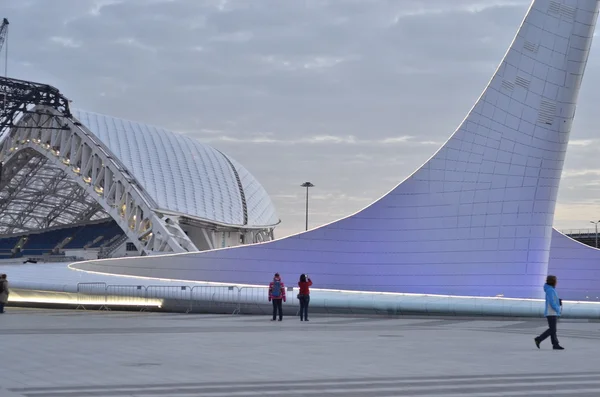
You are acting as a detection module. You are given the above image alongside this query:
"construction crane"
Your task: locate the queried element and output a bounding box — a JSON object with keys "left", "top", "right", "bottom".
{"left": 0, "top": 18, "right": 8, "bottom": 53}
{"left": 0, "top": 18, "right": 8, "bottom": 75}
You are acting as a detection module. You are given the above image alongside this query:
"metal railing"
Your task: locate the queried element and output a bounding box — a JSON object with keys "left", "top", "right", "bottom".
{"left": 147, "top": 285, "right": 192, "bottom": 313}
{"left": 74, "top": 283, "right": 600, "bottom": 317}
{"left": 76, "top": 282, "right": 108, "bottom": 310}
{"left": 106, "top": 285, "right": 148, "bottom": 310}
{"left": 73, "top": 283, "right": 307, "bottom": 314}
{"left": 190, "top": 285, "right": 240, "bottom": 314}
{"left": 561, "top": 229, "right": 598, "bottom": 236}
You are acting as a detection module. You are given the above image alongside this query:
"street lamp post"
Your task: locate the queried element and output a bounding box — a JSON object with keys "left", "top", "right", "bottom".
{"left": 301, "top": 182, "right": 314, "bottom": 231}
{"left": 590, "top": 220, "right": 600, "bottom": 248}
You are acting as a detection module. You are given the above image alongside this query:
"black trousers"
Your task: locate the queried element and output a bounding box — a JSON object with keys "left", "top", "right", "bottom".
{"left": 536, "top": 316, "right": 559, "bottom": 347}
{"left": 272, "top": 299, "right": 283, "bottom": 320}
{"left": 299, "top": 295, "right": 310, "bottom": 320}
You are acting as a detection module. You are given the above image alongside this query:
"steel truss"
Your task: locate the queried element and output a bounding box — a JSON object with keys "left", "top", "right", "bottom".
{"left": 0, "top": 149, "right": 105, "bottom": 233}
{"left": 0, "top": 76, "right": 198, "bottom": 255}
{"left": 0, "top": 76, "right": 71, "bottom": 141}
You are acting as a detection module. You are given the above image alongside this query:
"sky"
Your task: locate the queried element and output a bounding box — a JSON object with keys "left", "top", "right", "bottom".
{"left": 2, "top": 0, "right": 600, "bottom": 238}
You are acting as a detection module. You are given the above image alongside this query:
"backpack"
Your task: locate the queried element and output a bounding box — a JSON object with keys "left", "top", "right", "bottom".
{"left": 271, "top": 280, "right": 281, "bottom": 298}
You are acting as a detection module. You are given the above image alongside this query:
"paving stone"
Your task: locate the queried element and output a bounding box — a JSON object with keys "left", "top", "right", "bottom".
{"left": 2, "top": 308, "right": 600, "bottom": 396}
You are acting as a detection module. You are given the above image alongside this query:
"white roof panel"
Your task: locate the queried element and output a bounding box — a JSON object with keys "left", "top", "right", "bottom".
{"left": 73, "top": 110, "right": 279, "bottom": 228}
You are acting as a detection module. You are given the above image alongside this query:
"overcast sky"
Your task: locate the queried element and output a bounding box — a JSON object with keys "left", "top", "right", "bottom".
{"left": 3, "top": 0, "right": 600, "bottom": 237}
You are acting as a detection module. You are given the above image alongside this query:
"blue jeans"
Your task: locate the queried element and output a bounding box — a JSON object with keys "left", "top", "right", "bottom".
{"left": 0, "top": 303, "right": 4, "bottom": 313}
{"left": 299, "top": 295, "right": 310, "bottom": 320}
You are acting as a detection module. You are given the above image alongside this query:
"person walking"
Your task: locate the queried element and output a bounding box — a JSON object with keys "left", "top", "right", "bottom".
{"left": 268, "top": 273, "right": 286, "bottom": 321}
{"left": 534, "top": 275, "right": 564, "bottom": 350}
{"left": 298, "top": 274, "right": 313, "bottom": 321}
{"left": 0, "top": 274, "right": 8, "bottom": 314}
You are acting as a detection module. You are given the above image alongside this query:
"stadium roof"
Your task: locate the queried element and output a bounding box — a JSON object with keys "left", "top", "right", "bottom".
{"left": 72, "top": 110, "right": 279, "bottom": 229}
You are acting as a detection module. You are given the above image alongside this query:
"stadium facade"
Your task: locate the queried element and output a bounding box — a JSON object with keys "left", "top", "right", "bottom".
{"left": 0, "top": 107, "right": 279, "bottom": 259}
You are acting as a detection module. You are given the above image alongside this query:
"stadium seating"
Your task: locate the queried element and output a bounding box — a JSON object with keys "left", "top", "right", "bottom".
{"left": 21, "top": 227, "right": 77, "bottom": 256}
{"left": 63, "top": 224, "right": 103, "bottom": 249}
{"left": 65, "top": 221, "right": 124, "bottom": 249}
{"left": 0, "top": 220, "right": 126, "bottom": 259}
{"left": 0, "top": 236, "right": 20, "bottom": 259}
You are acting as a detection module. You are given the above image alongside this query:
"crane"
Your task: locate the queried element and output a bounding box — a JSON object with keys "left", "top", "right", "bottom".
{"left": 0, "top": 18, "right": 8, "bottom": 112}
{"left": 0, "top": 18, "right": 8, "bottom": 77}
{"left": 0, "top": 18, "right": 8, "bottom": 53}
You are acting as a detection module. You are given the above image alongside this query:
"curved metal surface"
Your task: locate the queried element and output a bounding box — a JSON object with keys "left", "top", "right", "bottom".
{"left": 73, "top": 0, "right": 600, "bottom": 299}
{"left": 72, "top": 110, "right": 279, "bottom": 228}
{"left": 548, "top": 229, "right": 600, "bottom": 301}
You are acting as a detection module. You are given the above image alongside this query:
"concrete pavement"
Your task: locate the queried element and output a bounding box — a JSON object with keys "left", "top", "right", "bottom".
{"left": 2, "top": 308, "right": 600, "bottom": 396}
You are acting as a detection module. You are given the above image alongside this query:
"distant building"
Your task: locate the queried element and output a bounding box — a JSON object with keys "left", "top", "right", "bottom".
{"left": 0, "top": 109, "right": 279, "bottom": 260}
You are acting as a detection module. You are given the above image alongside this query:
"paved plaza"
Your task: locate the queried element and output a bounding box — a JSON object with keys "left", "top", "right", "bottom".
{"left": 1, "top": 309, "right": 600, "bottom": 396}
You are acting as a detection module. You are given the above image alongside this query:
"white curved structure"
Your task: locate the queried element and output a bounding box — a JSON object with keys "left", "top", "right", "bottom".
{"left": 548, "top": 229, "right": 600, "bottom": 300}
{"left": 0, "top": 107, "right": 279, "bottom": 256}
{"left": 5, "top": 261, "right": 600, "bottom": 319}
{"left": 74, "top": 0, "right": 600, "bottom": 299}
{"left": 72, "top": 110, "right": 278, "bottom": 228}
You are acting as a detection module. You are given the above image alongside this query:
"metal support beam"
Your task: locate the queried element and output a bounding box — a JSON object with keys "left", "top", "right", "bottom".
{"left": 0, "top": 104, "right": 198, "bottom": 255}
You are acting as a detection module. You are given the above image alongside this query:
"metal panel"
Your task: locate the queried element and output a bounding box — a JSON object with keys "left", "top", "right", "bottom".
{"left": 72, "top": 110, "right": 279, "bottom": 228}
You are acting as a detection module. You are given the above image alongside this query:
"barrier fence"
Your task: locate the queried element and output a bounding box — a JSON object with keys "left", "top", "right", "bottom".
{"left": 106, "top": 285, "right": 148, "bottom": 309}
{"left": 190, "top": 285, "right": 240, "bottom": 314}
{"left": 73, "top": 283, "right": 306, "bottom": 314}
{"left": 73, "top": 283, "right": 600, "bottom": 317}
{"left": 147, "top": 285, "right": 192, "bottom": 313}
{"left": 76, "top": 282, "right": 108, "bottom": 310}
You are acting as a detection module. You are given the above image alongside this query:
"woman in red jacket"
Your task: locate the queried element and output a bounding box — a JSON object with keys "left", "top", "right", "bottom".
{"left": 298, "top": 274, "right": 313, "bottom": 321}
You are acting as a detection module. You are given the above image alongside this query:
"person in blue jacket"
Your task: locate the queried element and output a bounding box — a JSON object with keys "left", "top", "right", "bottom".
{"left": 534, "top": 275, "right": 564, "bottom": 350}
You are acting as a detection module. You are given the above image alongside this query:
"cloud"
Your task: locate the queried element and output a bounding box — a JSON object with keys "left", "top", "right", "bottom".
{"left": 49, "top": 36, "right": 82, "bottom": 48}
{"left": 195, "top": 134, "right": 439, "bottom": 146}
{"left": 115, "top": 37, "right": 157, "bottom": 52}
{"left": 4, "top": 0, "right": 35, "bottom": 10}
{"left": 391, "top": 0, "right": 529, "bottom": 24}
{"left": 562, "top": 169, "right": 600, "bottom": 178}
{"left": 209, "top": 31, "right": 254, "bottom": 43}
{"left": 569, "top": 139, "right": 596, "bottom": 147}
{"left": 303, "top": 57, "right": 348, "bottom": 70}
{"left": 259, "top": 54, "right": 356, "bottom": 72}
{"left": 89, "top": 0, "right": 123, "bottom": 16}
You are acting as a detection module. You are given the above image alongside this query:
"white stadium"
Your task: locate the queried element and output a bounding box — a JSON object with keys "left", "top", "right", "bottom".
{"left": 0, "top": 105, "right": 279, "bottom": 261}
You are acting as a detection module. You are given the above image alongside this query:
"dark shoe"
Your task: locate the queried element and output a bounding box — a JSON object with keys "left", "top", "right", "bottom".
{"left": 300, "top": 318, "right": 303, "bottom": 321}
{"left": 553, "top": 345, "right": 565, "bottom": 350}
{"left": 534, "top": 338, "right": 540, "bottom": 349}
{"left": 305, "top": 319, "right": 309, "bottom": 322}
{"left": 271, "top": 319, "right": 276, "bottom": 321}
{"left": 278, "top": 319, "right": 282, "bottom": 322}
